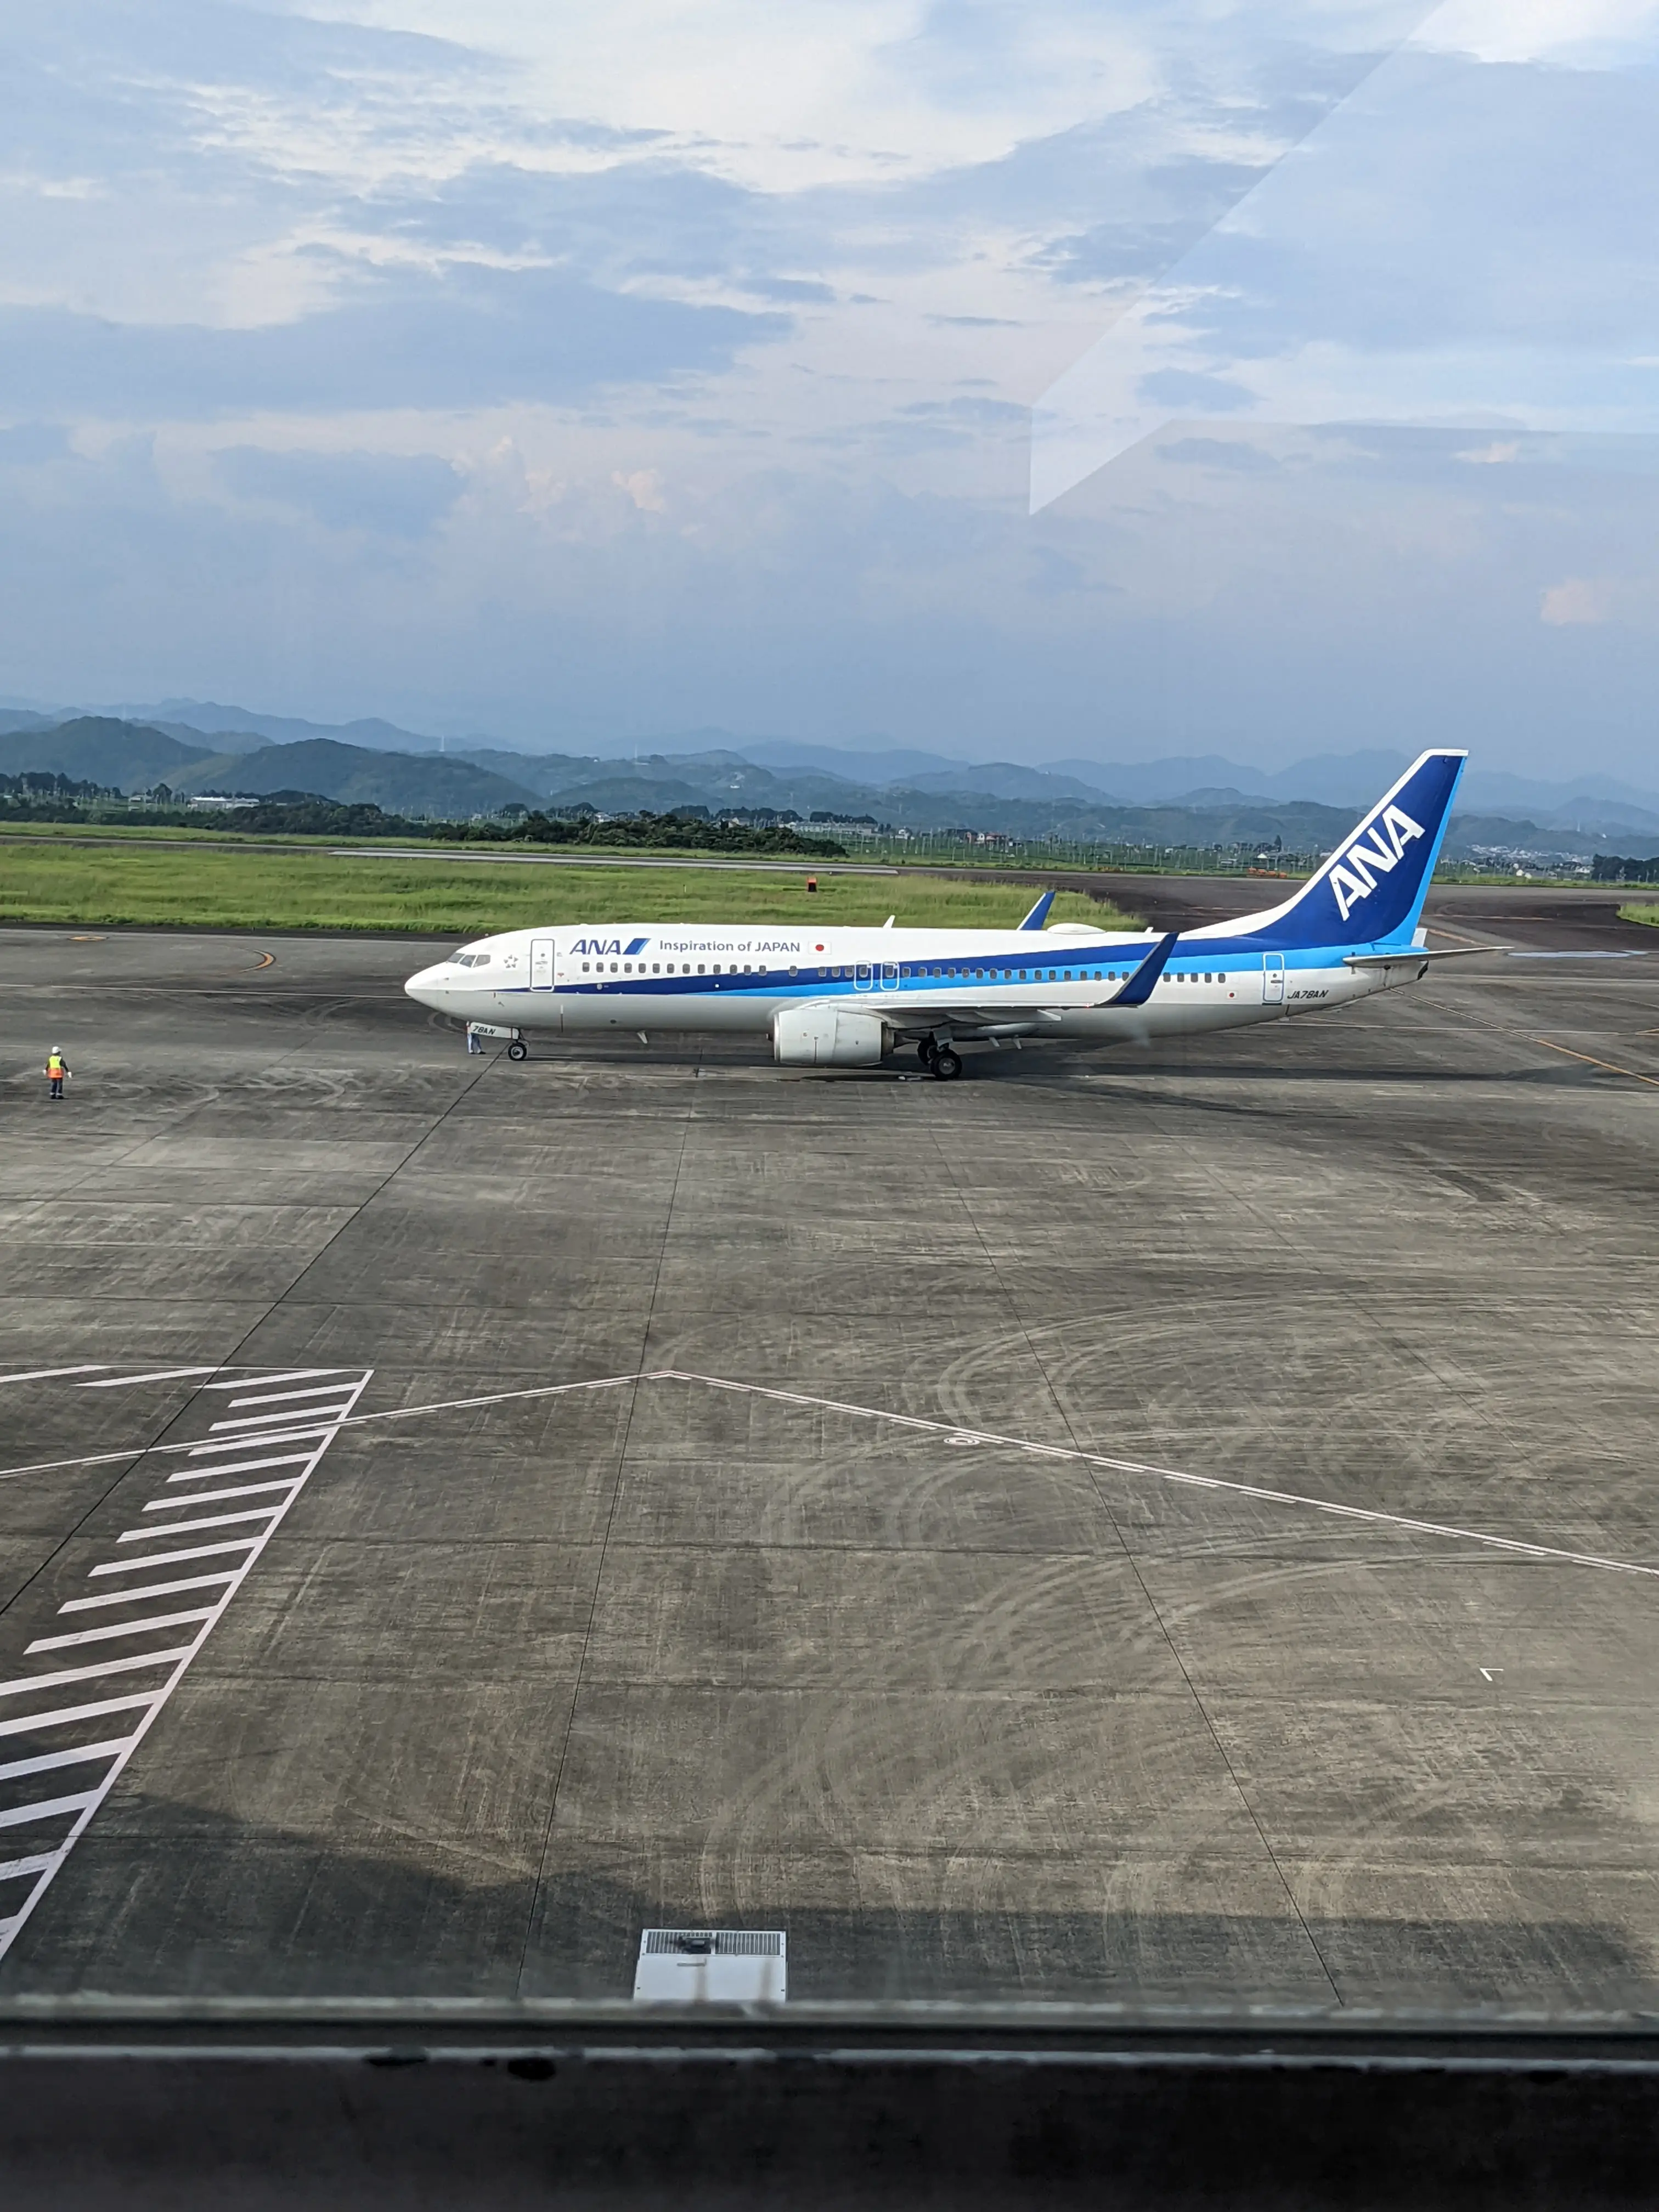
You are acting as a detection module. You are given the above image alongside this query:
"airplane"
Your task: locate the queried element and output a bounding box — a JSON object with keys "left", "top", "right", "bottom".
{"left": 404, "top": 748, "right": 1477, "bottom": 1078}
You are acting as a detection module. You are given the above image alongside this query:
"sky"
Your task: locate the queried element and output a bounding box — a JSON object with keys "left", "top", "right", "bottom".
{"left": 1, "top": 0, "right": 1656, "bottom": 772}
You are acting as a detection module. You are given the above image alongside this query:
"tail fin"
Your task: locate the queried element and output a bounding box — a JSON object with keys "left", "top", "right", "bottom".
{"left": 1018, "top": 890, "right": 1056, "bottom": 931}
{"left": 1240, "top": 749, "right": 1466, "bottom": 951}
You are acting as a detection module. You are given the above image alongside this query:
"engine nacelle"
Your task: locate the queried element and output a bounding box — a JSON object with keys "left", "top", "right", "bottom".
{"left": 771, "top": 1003, "right": 890, "bottom": 1066}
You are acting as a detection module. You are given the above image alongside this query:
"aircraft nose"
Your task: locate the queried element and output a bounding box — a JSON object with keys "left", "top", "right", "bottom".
{"left": 405, "top": 964, "right": 443, "bottom": 1005}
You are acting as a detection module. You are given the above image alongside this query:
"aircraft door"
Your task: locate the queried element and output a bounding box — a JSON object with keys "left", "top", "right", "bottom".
{"left": 854, "top": 963, "right": 873, "bottom": 991}
{"left": 1261, "top": 952, "right": 1285, "bottom": 1006}
{"left": 880, "top": 962, "right": 898, "bottom": 991}
{"left": 531, "top": 938, "right": 555, "bottom": 989}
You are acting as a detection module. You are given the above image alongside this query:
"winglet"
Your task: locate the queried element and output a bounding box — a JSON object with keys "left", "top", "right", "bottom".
{"left": 1017, "top": 890, "right": 1056, "bottom": 932}
{"left": 1113, "top": 933, "right": 1178, "bottom": 1008}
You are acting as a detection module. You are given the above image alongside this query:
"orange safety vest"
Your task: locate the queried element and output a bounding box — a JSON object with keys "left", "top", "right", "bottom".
{"left": 46, "top": 1054, "right": 66, "bottom": 1079}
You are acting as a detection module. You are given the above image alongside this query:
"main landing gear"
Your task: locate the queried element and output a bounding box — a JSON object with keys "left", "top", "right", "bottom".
{"left": 917, "top": 1039, "right": 962, "bottom": 1081}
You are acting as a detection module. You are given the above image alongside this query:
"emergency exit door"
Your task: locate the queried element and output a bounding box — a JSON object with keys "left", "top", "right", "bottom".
{"left": 1261, "top": 952, "right": 1285, "bottom": 1005}
{"left": 531, "top": 938, "right": 555, "bottom": 989}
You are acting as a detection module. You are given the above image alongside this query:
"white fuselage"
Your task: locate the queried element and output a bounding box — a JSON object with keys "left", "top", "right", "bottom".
{"left": 404, "top": 919, "right": 1392, "bottom": 1049}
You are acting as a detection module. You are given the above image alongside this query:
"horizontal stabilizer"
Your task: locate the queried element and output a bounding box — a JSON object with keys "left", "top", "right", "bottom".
{"left": 1018, "top": 891, "right": 1056, "bottom": 932}
{"left": 1342, "top": 946, "right": 1496, "bottom": 969}
{"left": 1114, "top": 933, "right": 1178, "bottom": 1007}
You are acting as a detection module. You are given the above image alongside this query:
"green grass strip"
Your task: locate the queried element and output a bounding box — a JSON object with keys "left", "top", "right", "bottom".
{"left": 0, "top": 842, "right": 1141, "bottom": 935}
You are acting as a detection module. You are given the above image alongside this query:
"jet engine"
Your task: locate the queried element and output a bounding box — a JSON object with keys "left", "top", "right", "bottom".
{"left": 771, "top": 1004, "right": 890, "bottom": 1066}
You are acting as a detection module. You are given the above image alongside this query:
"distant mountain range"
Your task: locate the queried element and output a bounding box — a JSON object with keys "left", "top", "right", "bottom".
{"left": 3, "top": 699, "right": 1658, "bottom": 857}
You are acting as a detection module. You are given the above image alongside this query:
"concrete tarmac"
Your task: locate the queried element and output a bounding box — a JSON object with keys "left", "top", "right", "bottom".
{"left": 0, "top": 903, "right": 1656, "bottom": 2010}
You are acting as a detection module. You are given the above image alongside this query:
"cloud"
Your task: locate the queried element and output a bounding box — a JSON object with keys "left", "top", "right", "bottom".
{"left": 1137, "top": 368, "right": 1254, "bottom": 411}
{"left": 5, "top": 0, "right": 1659, "bottom": 786}
{"left": 1158, "top": 435, "right": 1282, "bottom": 471}
{"left": 216, "top": 448, "right": 463, "bottom": 538}
{"left": 0, "top": 270, "right": 787, "bottom": 419}
{"left": 612, "top": 467, "right": 667, "bottom": 511}
{"left": 1540, "top": 577, "right": 1612, "bottom": 625}
{"left": 1032, "top": 29, "right": 1659, "bottom": 507}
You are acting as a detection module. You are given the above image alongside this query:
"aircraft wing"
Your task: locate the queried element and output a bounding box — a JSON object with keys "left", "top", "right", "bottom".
{"left": 884, "top": 934, "right": 1179, "bottom": 1035}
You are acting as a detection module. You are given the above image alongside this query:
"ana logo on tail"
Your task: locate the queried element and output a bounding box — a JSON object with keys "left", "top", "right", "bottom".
{"left": 1328, "top": 805, "right": 1424, "bottom": 923}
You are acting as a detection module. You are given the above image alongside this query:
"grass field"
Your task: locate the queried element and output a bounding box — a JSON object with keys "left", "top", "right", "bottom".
{"left": 1619, "top": 904, "right": 1659, "bottom": 927}
{"left": 0, "top": 841, "right": 1141, "bottom": 934}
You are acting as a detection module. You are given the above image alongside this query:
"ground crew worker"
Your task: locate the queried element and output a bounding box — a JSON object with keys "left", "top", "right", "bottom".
{"left": 45, "top": 1045, "right": 71, "bottom": 1101}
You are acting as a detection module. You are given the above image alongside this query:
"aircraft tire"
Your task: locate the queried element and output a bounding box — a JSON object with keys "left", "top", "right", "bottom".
{"left": 506, "top": 1040, "right": 529, "bottom": 1062}
{"left": 932, "top": 1047, "right": 963, "bottom": 1081}
{"left": 917, "top": 1038, "right": 937, "bottom": 1068}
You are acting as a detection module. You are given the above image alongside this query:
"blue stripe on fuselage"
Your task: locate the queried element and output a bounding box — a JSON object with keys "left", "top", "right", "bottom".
{"left": 509, "top": 938, "right": 1358, "bottom": 1000}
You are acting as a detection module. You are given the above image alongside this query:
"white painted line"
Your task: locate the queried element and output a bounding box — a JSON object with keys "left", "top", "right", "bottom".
{"left": 207, "top": 1405, "right": 352, "bottom": 1434}
{"left": 185, "top": 1426, "right": 337, "bottom": 1457}
{"left": 330, "top": 1370, "right": 656, "bottom": 1430}
{"left": 59, "top": 1573, "right": 239, "bottom": 1613}
{"left": 0, "top": 1370, "right": 640, "bottom": 1482}
{"left": 26, "top": 1610, "right": 217, "bottom": 1655}
{"left": 0, "top": 1854, "right": 56, "bottom": 1884}
{"left": 143, "top": 1479, "right": 302, "bottom": 1511}
{"left": 0, "top": 1448, "right": 146, "bottom": 1482}
{"left": 89, "top": 1541, "right": 261, "bottom": 1576}
{"left": 77, "top": 1368, "right": 223, "bottom": 1390}
{"left": 200, "top": 1369, "right": 344, "bottom": 1391}
{"left": 12, "top": 1358, "right": 1647, "bottom": 1587}
{"left": 659, "top": 1373, "right": 1659, "bottom": 1584}
{"left": 0, "top": 1792, "right": 99, "bottom": 1832}
{"left": 0, "top": 1694, "right": 157, "bottom": 1741}
{"left": 166, "top": 1454, "right": 312, "bottom": 1485}
{"left": 116, "top": 1506, "right": 284, "bottom": 1542}
{"left": 0, "top": 1366, "right": 374, "bottom": 1966}
{"left": 223, "top": 1383, "right": 362, "bottom": 1410}
{"left": 0, "top": 1740, "right": 134, "bottom": 1785}
{"left": 0, "top": 1650, "right": 195, "bottom": 1699}
{"left": 0, "top": 1366, "right": 106, "bottom": 1386}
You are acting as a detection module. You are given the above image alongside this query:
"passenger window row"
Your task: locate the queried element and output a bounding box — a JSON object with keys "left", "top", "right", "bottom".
{"left": 572, "top": 958, "right": 1229, "bottom": 983}
{"left": 582, "top": 960, "right": 802, "bottom": 977}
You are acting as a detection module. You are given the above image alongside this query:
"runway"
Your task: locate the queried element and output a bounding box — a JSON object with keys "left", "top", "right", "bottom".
{"left": 0, "top": 904, "right": 1656, "bottom": 2009}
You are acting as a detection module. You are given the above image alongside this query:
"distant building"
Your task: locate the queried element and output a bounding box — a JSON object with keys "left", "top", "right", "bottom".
{"left": 187, "top": 793, "right": 258, "bottom": 810}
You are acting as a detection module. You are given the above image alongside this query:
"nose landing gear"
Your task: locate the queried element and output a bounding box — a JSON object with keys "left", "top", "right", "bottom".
{"left": 506, "top": 1039, "right": 529, "bottom": 1062}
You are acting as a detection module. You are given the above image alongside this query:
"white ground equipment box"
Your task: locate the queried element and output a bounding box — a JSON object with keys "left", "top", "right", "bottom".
{"left": 633, "top": 1929, "right": 787, "bottom": 2005}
